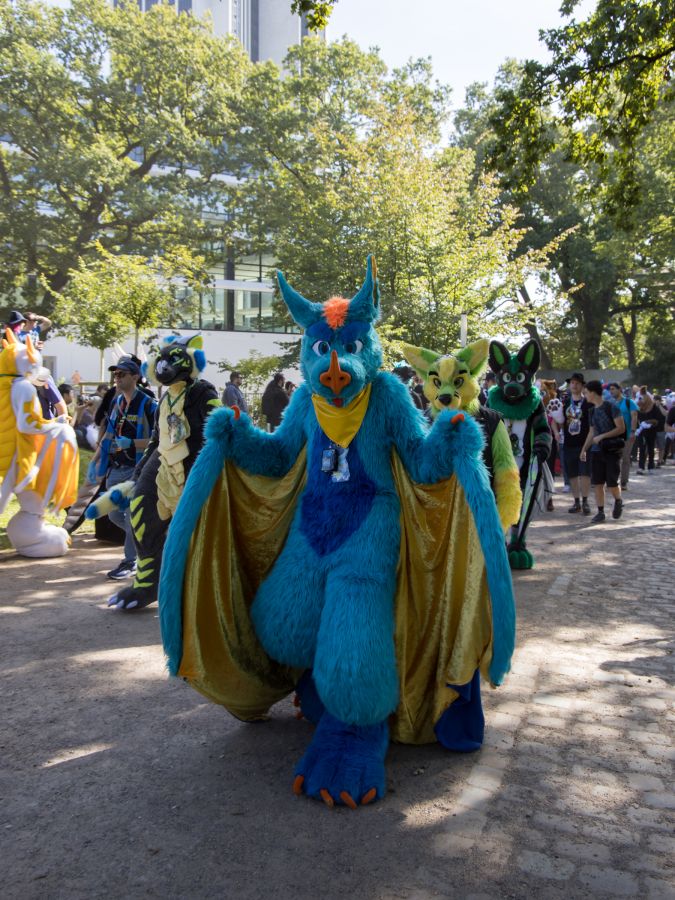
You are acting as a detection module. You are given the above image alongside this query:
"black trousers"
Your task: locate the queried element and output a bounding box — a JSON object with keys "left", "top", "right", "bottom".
{"left": 637, "top": 429, "right": 656, "bottom": 470}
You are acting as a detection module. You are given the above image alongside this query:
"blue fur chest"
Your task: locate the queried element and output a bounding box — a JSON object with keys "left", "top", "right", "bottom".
{"left": 300, "top": 430, "right": 378, "bottom": 557}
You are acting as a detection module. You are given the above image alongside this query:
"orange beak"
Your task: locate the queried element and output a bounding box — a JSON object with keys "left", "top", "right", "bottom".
{"left": 319, "top": 350, "right": 352, "bottom": 396}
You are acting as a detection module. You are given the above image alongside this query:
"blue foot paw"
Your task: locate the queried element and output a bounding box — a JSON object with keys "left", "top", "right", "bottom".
{"left": 293, "top": 670, "right": 325, "bottom": 724}
{"left": 107, "top": 587, "right": 156, "bottom": 610}
{"left": 293, "top": 712, "right": 388, "bottom": 808}
{"left": 435, "top": 670, "right": 485, "bottom": 751}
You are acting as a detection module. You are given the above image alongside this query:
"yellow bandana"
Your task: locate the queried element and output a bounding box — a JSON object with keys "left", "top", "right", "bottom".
{"left": 311, "top": 383, "right": 372, "bottom": 449}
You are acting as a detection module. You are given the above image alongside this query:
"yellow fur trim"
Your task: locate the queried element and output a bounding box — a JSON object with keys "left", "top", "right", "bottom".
{"left": 311, "top": 384, "right": 371, "bottom": 449}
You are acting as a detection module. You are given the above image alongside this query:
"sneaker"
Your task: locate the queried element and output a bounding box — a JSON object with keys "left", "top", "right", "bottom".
{"left": 568, "top": 501, "right": 581, "bottom": 514}
{"left": 612, "top": 498, "right": 623, "bottom": 520}
{"left": 621, "top": 482, "right": 628, "bottom": 490}
{"left": 562, "top": 484, "right": 571, "bottom": 493}
{"left": 582, "top": 500, "right": 591, "bottom": 516}
{"left": 107, "top": 560, "right": 137, "bottom": 580}
{"left": 547, "top": 498, "right": 554, "bottom": 511}
{"left": 591, "top": 510, "right": 606, "bottom": 523}
{"left": 636, "top": 469, "right": 645, "bottom": 476}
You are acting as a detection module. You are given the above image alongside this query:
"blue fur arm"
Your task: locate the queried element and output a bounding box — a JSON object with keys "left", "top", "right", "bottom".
{"left": 214, "top": 387, "right": 309, "bottom": 477}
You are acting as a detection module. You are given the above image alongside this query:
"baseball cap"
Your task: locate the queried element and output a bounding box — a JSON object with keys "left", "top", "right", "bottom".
{"left": 109, "top": 355, "right": 141, "bottom": 376}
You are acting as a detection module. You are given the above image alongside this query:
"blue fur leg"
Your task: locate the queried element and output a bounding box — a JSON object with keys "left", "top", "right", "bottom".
{"left": 294, "top": 712, "right": 389, "bottom": 807}
{"left": 434, "top": 670, "right": 485, "bottom": 751}
{"left": 295, "top": 670, "right": 325, "bottom": 724}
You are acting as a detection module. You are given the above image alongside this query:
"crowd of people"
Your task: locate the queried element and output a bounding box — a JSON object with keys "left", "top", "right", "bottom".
{"left": 5, "top": 303, "right": 673, "bottom": 572}
{"left": 541, "top": 374, "right": 673, "bottom": 522}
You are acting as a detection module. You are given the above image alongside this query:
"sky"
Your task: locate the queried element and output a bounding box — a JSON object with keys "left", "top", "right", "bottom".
{"left": 327, "top": 0, "right": 595, "bottom": 109}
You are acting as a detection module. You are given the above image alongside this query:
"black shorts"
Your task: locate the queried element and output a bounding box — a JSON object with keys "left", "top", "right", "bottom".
{"left": 564, "top": 445, "right": 588, "bottom": 478}
{"left": 590, "top": 450, "right": 620, "bottom": 488}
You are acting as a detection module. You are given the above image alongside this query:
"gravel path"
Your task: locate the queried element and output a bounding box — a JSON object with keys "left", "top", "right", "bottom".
{"left": 1, "top": 467, "right": 673, "bottom": 899}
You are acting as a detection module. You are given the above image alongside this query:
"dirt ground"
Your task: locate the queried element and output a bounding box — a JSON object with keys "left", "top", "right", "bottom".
{"left": 1, "top": 469, "right": 674, "bottom": 899}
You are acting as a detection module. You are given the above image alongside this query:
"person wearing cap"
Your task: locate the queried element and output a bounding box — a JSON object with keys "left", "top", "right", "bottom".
{"left": 92, "top": 356, "right": 157, "bottom": 580}
{"left": 562, "top": 372, "right": 592, "bottom": 515}
{"left": 5, "top": 309, "right": 52, "bottom": 349}
{"left": 222, "top": 370, "right": 248, "bottom": 414}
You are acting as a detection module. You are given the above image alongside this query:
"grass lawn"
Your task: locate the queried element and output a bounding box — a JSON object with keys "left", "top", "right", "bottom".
{"left": 0, "top": 447, "right": 96, "bottom": 551}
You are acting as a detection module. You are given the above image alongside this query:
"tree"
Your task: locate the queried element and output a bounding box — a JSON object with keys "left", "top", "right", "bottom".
{"left": 290, "top": 0, "right": 338, "bottom": 31}
{"left": 491, "top": 0, "right": 675, "bottom": 215}
{"left": 0, "top": 0, "right": 251, "bottom": 309}
{"left": 237, "top": 39, "right": 559, "bottom": 354}
{"left": 55, "top": 245, "right": 207, "bottom": 375}
{"left": 453, "top": 59, "right": 674, "bottom": 370}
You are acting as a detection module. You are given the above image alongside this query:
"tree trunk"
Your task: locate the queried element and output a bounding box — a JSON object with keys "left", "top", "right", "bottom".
{"left": 620, "top": 310, "right": 638, "bottom": 371}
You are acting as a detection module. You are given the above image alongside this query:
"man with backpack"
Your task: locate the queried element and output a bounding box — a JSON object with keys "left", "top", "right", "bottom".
{"left": 580, "top": 380, "right": 626, "bottom": 523}
{"left": 609, "top": 382, "right": 637, "bottom": 489}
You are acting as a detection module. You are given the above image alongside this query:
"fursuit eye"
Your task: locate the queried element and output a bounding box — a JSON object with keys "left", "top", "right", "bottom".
{"left": 344, "top": 339, "right": 363, "bottom": 354}
{"left": 516, "top": 373, "right": 525, "bottom": 383}
{"left": 502, "top": 373, "right": 512, "bottom": 383}
{"left": 454, "top": 376, "right": 464, "bottom": 388}
{"left": 433, "top": 377, "right": 442, "bottom": 389}
{"left": 312, "top": 340, "right": 331, "bottom": 356}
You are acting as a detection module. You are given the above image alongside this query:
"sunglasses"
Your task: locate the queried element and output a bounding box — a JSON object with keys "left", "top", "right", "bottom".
{"left": 112, "top": 371, "right": 131, "bottom": 378}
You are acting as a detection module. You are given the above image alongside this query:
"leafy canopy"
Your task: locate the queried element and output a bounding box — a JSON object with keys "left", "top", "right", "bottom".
{"left": 0, "top": 0, "right": 251, "bottom": 306}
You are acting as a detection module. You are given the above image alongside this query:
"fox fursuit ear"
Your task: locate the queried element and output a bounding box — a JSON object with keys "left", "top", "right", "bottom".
{"left": 489, "top": 340, "right": 510, "bottom": 373}
{"left": 401, "top": 343, "right": 440, "bottom": 378}
{"left": 456, "top": 339, "right": 489, "bottom": 378}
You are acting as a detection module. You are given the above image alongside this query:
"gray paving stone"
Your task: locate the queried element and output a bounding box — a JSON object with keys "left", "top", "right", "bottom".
{"left": 577, "top": 865, "right": 640, "bottom": 895}
{"left": 516, "top": 850, "right": 575, "bottom": 881}
{"left": 643, "top": 791, "right": 675, "bottom": 809}
{"left": 644, "top": 876, "right": 675, "bottom": 899}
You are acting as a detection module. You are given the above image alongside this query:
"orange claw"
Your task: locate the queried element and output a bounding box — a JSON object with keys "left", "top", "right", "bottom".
{"left": 293, "top": 775, "right": 304, "bottom": 796}
{"left": 320, "top": 789, "right": 334, "bottom": 808}
{"left": 450, "top": 412, "right": 465, "bottom": 424}
{"left": 231, "top": 405, "right": 241, "bottom": 420}
{"left": 340, "top": 791, "right": 357, "bottom": 810}
{"left": 361, "top": 788, "right": 377, "bottom": 806}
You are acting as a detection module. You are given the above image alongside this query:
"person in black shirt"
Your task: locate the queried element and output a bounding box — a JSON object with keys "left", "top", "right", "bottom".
{"left": 261, "top": 372, "right": 289, "bottom": 431}
{"left": 580, "top": 380, "right": 625, "bottom": 523}
{"left": 562, "top": 373, "right": 592, "bottom": 515}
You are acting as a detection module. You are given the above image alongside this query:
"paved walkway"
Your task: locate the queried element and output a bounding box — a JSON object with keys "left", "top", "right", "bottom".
{"left": 1, "top": 467, "right": 673, "bottom": 899}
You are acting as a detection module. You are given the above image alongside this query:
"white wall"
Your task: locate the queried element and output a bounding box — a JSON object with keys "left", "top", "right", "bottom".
{"left": 44, "top": 329, "right": 300, "bottom": 393}
{"left": 257, "top": 0, "right": 301, "bottom": 67}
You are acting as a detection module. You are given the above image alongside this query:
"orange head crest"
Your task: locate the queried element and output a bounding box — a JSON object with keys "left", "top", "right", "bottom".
{"left": 323, "top": 296, "right": 350, "bottom": 330}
